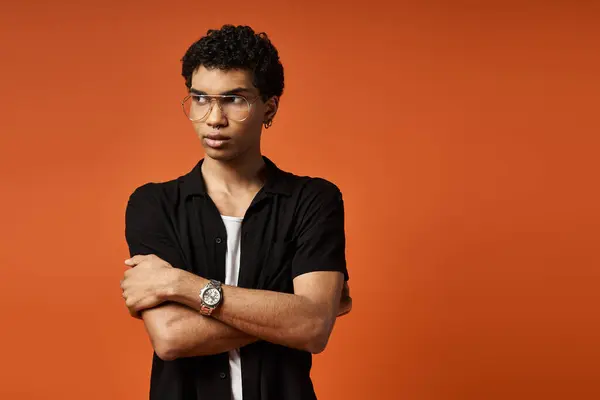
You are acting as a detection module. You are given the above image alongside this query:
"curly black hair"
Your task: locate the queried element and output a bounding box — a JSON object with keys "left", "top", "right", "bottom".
{"left": 181, "top": 25, "right": 284, "bottom": 101}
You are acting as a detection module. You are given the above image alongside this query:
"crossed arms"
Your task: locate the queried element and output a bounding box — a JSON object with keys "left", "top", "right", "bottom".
{"left": 122, "top": 257, "right": 352, "bottom": 361}
{"left": 123, "top": 183, "right": 352, "bottom": 361}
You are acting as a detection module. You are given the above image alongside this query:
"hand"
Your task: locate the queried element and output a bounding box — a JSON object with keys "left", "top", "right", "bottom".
{"left": 337, "top": 282, "right": 352, "bottom": 317}
{"left": 120, "top": 254, "right": 177, "bottom": 319}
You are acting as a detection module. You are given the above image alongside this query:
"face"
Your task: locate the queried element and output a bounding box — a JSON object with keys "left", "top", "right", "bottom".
{"left": 188, "top": 65, "right": 278, "bottom": 162}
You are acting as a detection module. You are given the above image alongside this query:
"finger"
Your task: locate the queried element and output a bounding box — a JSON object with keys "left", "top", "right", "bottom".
{"left": 136, "top": 296, "right": 160, "bottom": 312}
{"left": 125, "top": 254, "right": 153, "bottom": 266}
{"left": 342, "top": 282, "right": 350, "bottom": 296}
{"left": 130, "top": 309, "right": 143, "bottom": 320}
{"left": 124, "top": 256, "right": 140, "bottom": 266}
{"left": 127, "top": 304, "right": 142, "bottom": 319}
{"left": 125, "top": 296, "right": 136, "bottom": 310}
{"left": 126, "top": 296, "right": 146, "bottom": 313}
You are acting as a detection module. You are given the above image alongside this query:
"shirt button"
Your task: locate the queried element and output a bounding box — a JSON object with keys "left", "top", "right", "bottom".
{"left": 215, "top": 237, "right": 222, "bottom": 244}
{"left": 219, "top": 372, "right": 227, "bottom": 379}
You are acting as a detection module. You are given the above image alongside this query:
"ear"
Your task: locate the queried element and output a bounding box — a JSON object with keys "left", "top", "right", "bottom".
{"left": 263, "top": 96, "right": 279, "bottom": 123}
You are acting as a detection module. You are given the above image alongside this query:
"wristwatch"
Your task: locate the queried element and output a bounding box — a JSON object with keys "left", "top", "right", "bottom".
{"left": 199, "top": 279, "right": 223, "bottom": 316}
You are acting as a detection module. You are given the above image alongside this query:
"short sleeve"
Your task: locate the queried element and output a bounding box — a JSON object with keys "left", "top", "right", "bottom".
{"left": 291, "top": 180, "right": 349, "bottom": 281}
{"left": 125, "top": 183, "right": 186, "bottom": 269}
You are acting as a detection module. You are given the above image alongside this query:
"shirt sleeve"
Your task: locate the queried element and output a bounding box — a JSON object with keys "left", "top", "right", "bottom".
{"left": 291, "top": 180, "right": 349, "bottom": 281}
{"left": 124, "top": 183, "right": 187, "bottom": 269}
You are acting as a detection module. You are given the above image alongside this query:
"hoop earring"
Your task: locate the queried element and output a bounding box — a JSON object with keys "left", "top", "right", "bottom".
{"left": 264, "top": 120, "right": 273, "bottom": 129}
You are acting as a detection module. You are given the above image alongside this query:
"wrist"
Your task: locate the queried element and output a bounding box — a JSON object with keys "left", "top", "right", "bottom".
{"left": 199, "top": 279, "right": 224, "bottom": 316}
{"left": 166, "top": 269, "right": 208, "bottom": 309}
{"left": 159, "top": 268, "right": 182, "bottom": 300}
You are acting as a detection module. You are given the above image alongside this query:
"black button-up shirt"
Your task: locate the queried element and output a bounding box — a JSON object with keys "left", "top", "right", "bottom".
{"left": 124, "top": 156, "right": 349, "bottom": 400}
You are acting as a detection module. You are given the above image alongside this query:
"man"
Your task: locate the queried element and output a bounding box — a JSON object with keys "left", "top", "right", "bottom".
{"left": 120, "top": 25, "right": 352, "bottom": 400}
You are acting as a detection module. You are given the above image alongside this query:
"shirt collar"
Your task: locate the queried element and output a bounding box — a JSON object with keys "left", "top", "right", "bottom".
{"left": 180, "top": 156, "right": 292, "bottom": 198}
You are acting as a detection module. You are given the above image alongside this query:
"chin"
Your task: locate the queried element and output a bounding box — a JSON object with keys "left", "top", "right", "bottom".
{"left": 203, "top": 147, "right": 239, "bottom": 162}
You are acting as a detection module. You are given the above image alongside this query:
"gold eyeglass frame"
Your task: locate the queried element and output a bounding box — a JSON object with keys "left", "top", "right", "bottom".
{"left": 181, "top": 94, "right": 259, "bottom": 122}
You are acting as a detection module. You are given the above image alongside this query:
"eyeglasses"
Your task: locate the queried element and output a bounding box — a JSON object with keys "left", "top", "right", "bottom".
{"left": 181, "top": 94, "right": 258, "bottom": 122}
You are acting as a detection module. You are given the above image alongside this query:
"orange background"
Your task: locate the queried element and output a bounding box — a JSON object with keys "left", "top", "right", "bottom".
{"left": 1, "top": 1, "right": 599, "bottom": 399}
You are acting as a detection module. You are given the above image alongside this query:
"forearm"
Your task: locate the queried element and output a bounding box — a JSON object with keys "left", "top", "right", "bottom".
{"left": 170, "top": 272, "right": 341, "bottom": 353}
{"left": 141, "top": 301, "right": 257, "bottom": 360}
{"left": 215, "top": 287, "right": 330, "bottom": 353}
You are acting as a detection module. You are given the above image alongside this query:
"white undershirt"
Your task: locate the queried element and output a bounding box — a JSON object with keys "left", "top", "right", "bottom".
{"left": 221, "top": 215, "right": 244, "bottom": 400}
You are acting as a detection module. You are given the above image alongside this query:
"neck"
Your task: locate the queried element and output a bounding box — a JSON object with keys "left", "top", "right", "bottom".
{"left": 201, "top": 151, "right": 266, "bottom": 195}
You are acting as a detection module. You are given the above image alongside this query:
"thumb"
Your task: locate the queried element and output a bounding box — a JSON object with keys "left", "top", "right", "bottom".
{"left": 125, "top": 254, "right": 150, "bottom": 266}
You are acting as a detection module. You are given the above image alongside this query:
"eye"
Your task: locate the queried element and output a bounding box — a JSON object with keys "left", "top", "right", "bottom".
{"left": 223, "top": 95, "right": 245, "bottom": 105}
{"left": 193, "top": 95, "right": 208, "bottom": 105}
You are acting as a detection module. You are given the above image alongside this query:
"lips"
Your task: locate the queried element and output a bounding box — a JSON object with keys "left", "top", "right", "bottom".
{"left": 204, "top": 132, "right": 230, "bottom": 149}
{"left": 205, "top": 132, "right": 230, "bottom": 141}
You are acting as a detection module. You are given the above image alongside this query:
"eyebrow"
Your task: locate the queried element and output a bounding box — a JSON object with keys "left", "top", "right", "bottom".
{"left": 189, "top": 87, "right": 253, "bottom": 96}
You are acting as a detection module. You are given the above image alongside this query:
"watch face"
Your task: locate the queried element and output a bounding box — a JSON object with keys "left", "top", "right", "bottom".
{"left": 203, "top": 287, "right": 221, "bottom": 306}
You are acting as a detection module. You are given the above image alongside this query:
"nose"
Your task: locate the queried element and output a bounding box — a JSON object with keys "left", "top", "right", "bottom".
{"left": 205, "top": 99, "right": 227, "bottom": 127}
